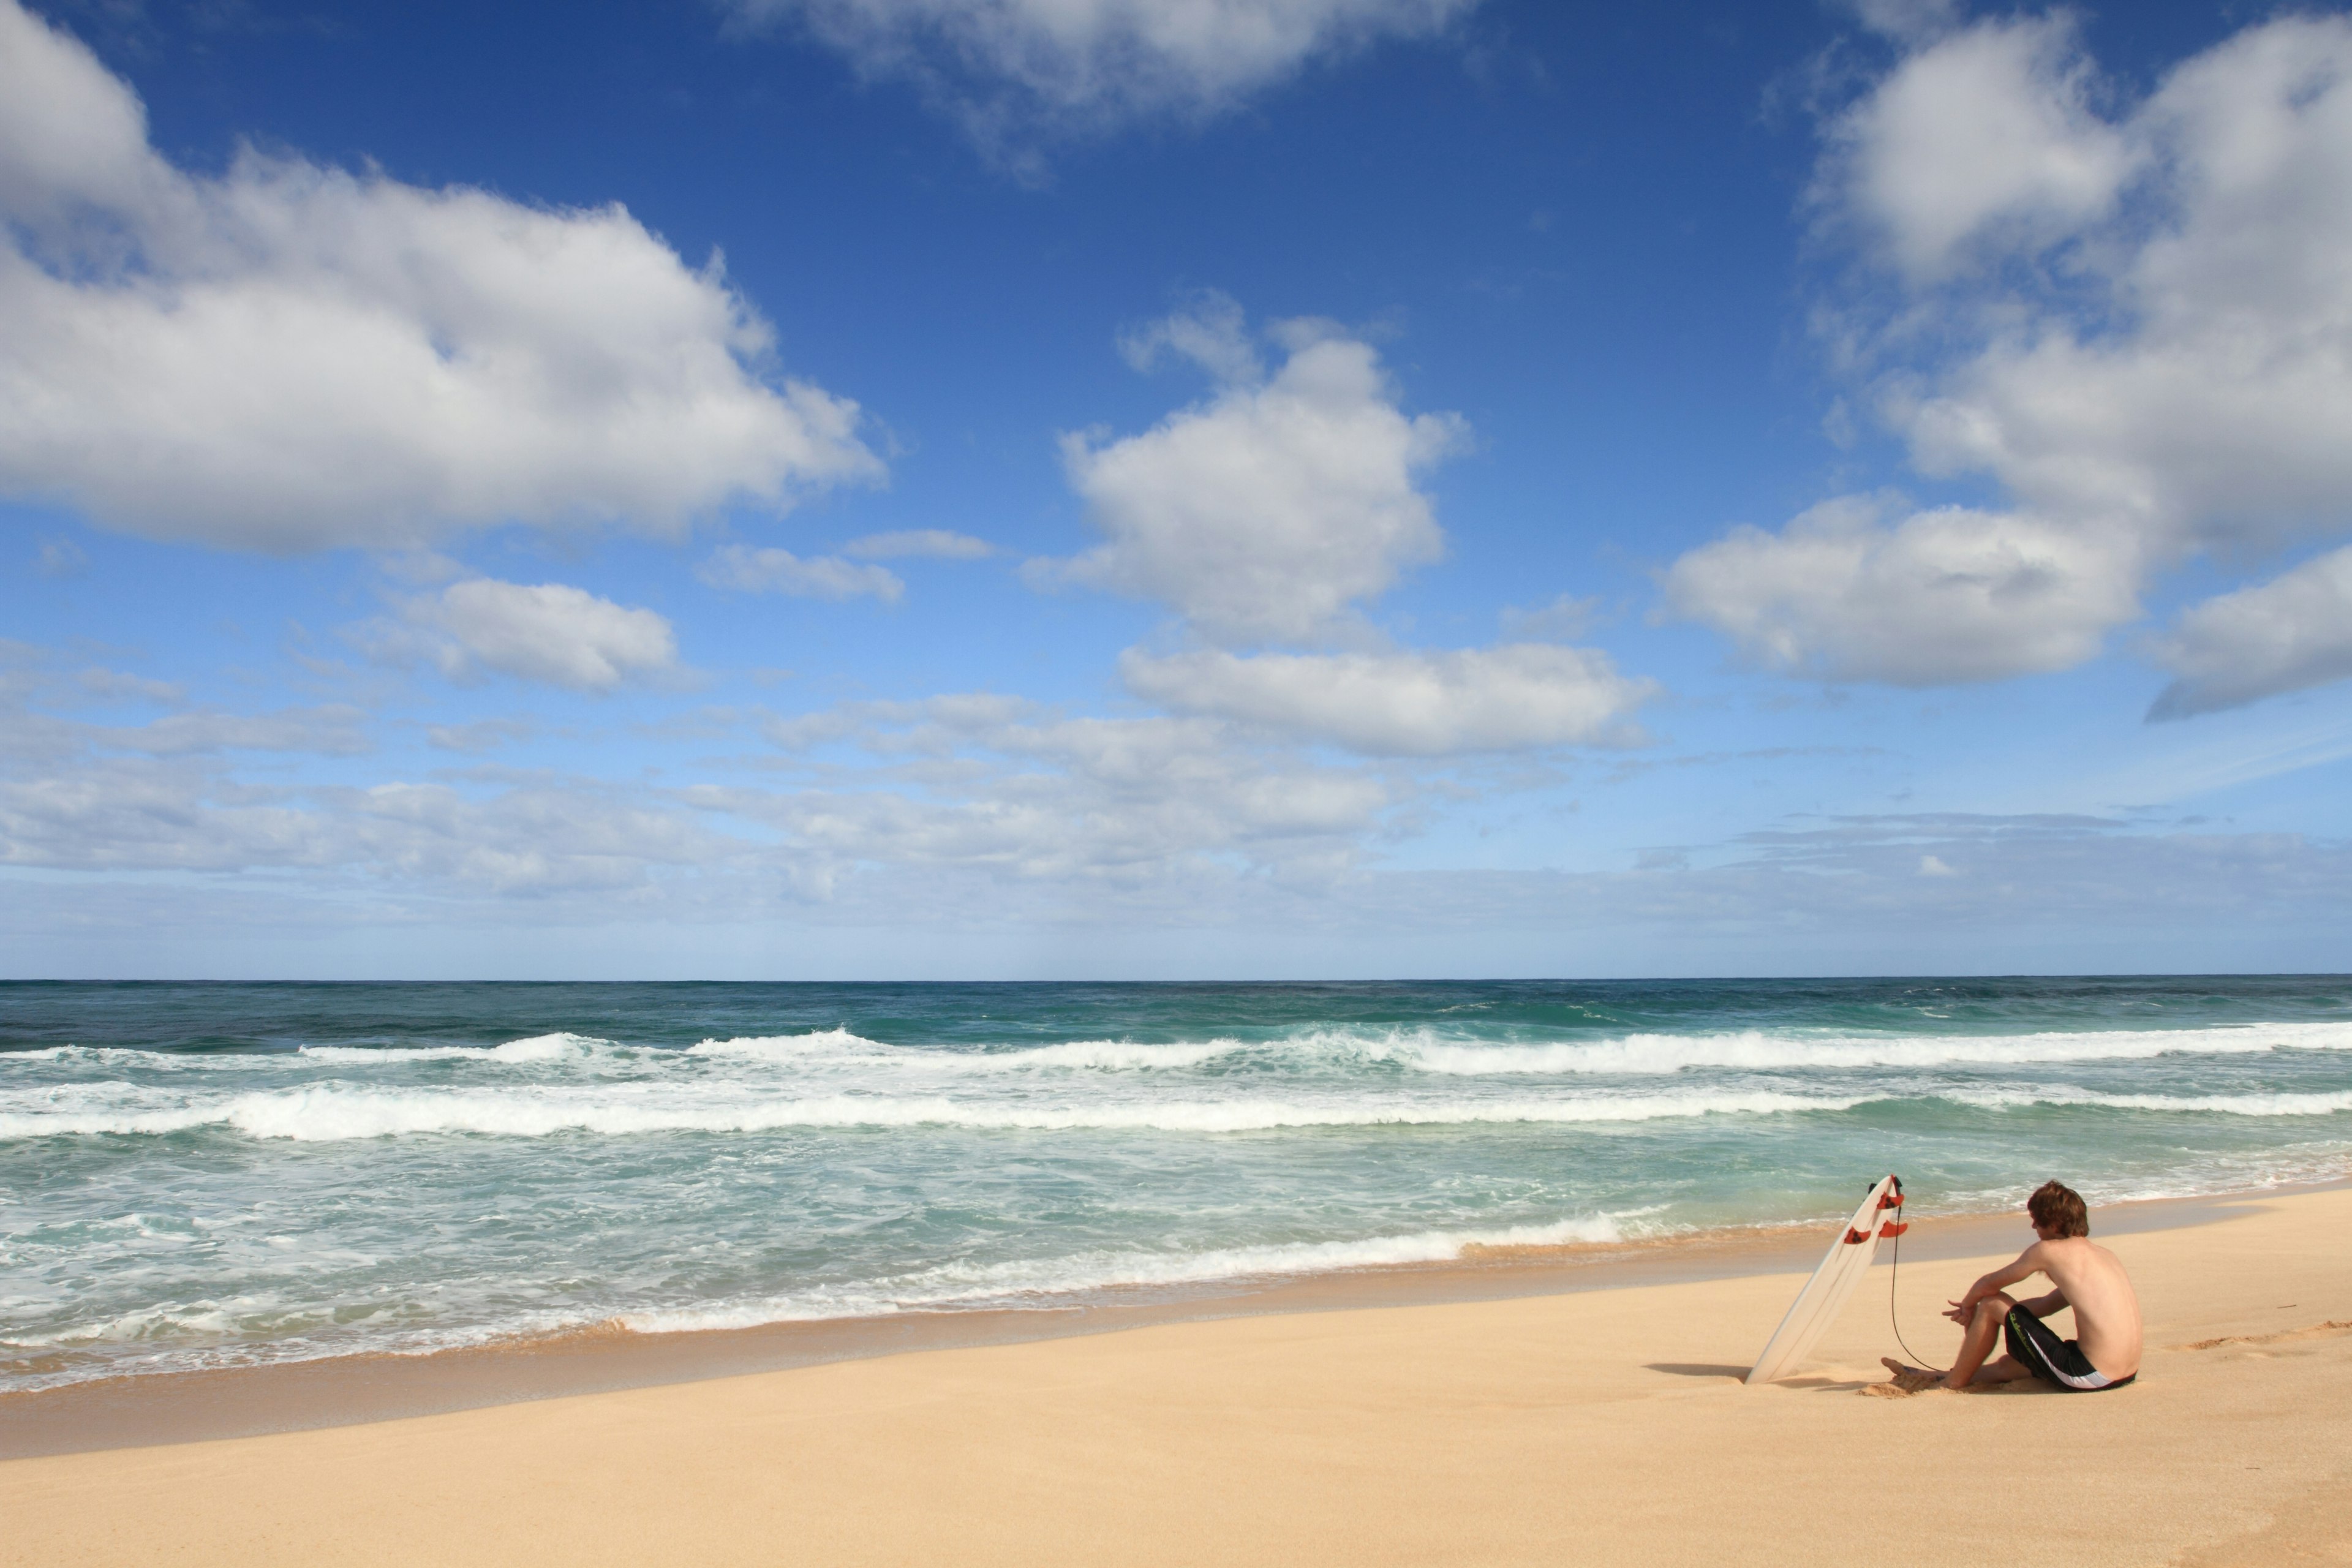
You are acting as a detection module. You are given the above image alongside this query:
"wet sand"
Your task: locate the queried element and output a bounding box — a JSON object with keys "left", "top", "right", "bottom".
{"left": 4, "top": 1185, "right": 2348, "bottom": 1565}
{"left": 0, "top": 1185, "right": 2264, "bottom": 1459}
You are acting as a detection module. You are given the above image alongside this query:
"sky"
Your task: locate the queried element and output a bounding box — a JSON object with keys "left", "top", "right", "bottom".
{"left": 4, "top": 0, "right": 2352, "bottom": 979}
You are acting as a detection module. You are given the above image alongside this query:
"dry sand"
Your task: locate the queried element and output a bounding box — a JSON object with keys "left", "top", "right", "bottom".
{"left": 4, "top": 1186, "right": 2348, "bottom": 1567}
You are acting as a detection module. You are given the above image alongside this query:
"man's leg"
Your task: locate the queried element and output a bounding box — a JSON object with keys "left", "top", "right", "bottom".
{"left": 1943, "top": 1295, "right": 2016, "bottom": 1390}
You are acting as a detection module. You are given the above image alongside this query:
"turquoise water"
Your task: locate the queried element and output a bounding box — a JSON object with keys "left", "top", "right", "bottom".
{"left": 4, "top": 977, "right": 2348, "bottom": 1393}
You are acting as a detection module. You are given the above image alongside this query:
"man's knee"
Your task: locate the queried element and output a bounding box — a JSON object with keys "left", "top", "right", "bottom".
{"left": 1974, "top": 1294, "right": 2016, "bottom": 1325}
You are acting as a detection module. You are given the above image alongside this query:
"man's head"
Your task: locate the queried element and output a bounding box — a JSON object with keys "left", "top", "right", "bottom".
{"left": 2028, "top": 1180, "right": 2089, "bottom": 1239}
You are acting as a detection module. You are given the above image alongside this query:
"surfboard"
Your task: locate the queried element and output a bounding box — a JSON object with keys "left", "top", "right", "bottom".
{"left": 1745, "top": 1175, "right": 1907, "bottom": 1385}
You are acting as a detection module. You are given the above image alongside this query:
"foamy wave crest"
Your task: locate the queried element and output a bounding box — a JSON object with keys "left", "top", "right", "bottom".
{"left": 0, "top": 1087, "right": 1866, "bottom": 1142}
{"left": 913, "top": 1215, "right": 1635, "bottom": 1297}
{"left": 969, "top": 1039, "right": 1246, "bottom": 1072}
{"left": 686, "top": 1029, "right": 893, "bottom": 1061}
{"left": 616, "top": 1215, "right": 1633, "bottom": 1333}
{"left": 1958, "top": 1088, "right": 2352, "bottom": 1117}
{"left": 2, "top": 1045, "right": 297, "bottom": 1070}
{"left": 1400, "top": 1021, "right": 2352, "bottom": 1076}
{"left": 298, "top": 1033, "right": 617, "bottom": 1065}
{"left": 8, "top": 1300, "right": 246, "bottom": 1349}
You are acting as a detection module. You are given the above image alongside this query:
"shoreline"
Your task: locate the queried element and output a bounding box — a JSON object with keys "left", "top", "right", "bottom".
{"left": 6, "top": 1183, "right": 2348, "bottom": 1567}
{"left": 6, "top": 1175, "right": 2334, "bottom": 1461}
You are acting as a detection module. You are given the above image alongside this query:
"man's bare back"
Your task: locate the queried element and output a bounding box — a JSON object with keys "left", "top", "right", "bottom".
{"left": 2024, "top": 1235, "right": 2143, "bottom": 1378}
{"left": 1883, "top": 1180, "right": 2143, "bottom": 1393}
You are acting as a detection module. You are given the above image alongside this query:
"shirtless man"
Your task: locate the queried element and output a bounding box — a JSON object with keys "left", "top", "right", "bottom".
{"left": 1883, "top": 1180, "right": 2143, "bottom": 1392}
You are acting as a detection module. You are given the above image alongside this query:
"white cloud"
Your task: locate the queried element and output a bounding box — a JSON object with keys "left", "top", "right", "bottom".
{"left": 74, "top": 667, "right": 183, "bottom": 704}
{"left": 1671, "top": 14, "right": 2352, "bottom": 698}
{"left": 1498, "top": 593, "right": 1599, "bottom": 641}
{"left": 425, "top": 717, "right": 536, "bottom": 754}
{"left": 36, "top": 538, "right": 87, "bottom": 578}
{"left": 1119, "top": 644, "right": 1653, "bottom": 755}
{"left": 2149, "top": 546, "right": 2352, "bottom": 720}
{"left": 1060, "top": 296, "right": 1648, "bottom": 751}
{"left": 375, "top": 579, "right": 682, "bottom": 692}
{"left": 1896, "top": 19, "right": 2352, "bottom": 554}
{"left": 726, "top": 0, "right": 1477, "bottom": 153}
{"left": 1663, "top": 495, "right": 2142, "bottom": 685}
{"left": 1918, "top": 853, "right": 1956, "bottom": 876}
{"left": 0, "top": 0, "right": 880, "bottom": 553}
{"left": 94, "top": 706, "right": 375, "bottom": 757}
{"left": 841, "top": 529, "right": 995, "bottom": 559}
{"left": 722, "top": 695, "right": 1396, "bottom": 884}
{"left": 699, "top": 545, "right": 905, "bottom": 601}
{"left": 1842, "top": 0, "right": 1958, "bottom": 46}
{"left": 1052, "top": 302, "right": 1467, "bottom": 644}
{"left": 1117, "top": 288, "right": 1262, "bottom": 382}
{"left": 1823, "top": 14, "right": 2132, "bottom": 281}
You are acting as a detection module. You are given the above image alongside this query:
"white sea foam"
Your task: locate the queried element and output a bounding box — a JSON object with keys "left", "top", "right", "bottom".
{"left": 298, "top": 1032, "right": 616, "bottom": 1064}
{"left": 616, "top": 1215, "right": 1634, "bottom": 1334}
{"left": 18, "top": 1019, "right": 2347, "bottom": 1085}
{"left": 2, "top": 1045, "right": 301, "bottom": 1071}
{"left": 1955, "top": 1088, "right": 2352, "bottom": 1117}
{"left": 669, "top": 1019, "right": 2352, "bottom": 1079}
{"left": 1398, "top": 1021, "right": 2352, "bottom": 1076}
{"left": 967, "top": 1038, "right": 1247, "bottom": 1071}
{"left": 685, "top": 1030, "right": 894, "bottom": 1061}
{"left": 0, "top": 1085, "right": 1869, "bottom": 1142}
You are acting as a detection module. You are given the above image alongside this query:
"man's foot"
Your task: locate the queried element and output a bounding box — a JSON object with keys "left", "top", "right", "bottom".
{"left": 1879, "top": 1356, "right": 1948, "bottom": 1392}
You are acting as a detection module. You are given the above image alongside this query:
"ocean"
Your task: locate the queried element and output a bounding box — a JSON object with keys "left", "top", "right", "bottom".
{"left": 4, "top": 976, "right": 2348, "bottom": 1395}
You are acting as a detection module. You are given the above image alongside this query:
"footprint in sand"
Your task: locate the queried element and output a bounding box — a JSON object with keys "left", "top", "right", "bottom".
{"left": 2171, "top": 1319, "right": 2351, "bottom": 1352}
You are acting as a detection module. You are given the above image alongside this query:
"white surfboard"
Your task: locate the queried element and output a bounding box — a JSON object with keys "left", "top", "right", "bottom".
{"left": 1746, "top": 1175, "right": 1906, "bottom": 1385}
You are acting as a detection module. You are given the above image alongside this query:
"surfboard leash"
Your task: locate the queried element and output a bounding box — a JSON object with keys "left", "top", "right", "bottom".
{"left": 1883, "top": 1177, "right": 1950, "bottom": 1376}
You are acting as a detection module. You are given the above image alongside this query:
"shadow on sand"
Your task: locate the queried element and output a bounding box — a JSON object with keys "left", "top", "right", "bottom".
{"left": 1643, "top": 1362, "right": 1751, "bottom": 1380}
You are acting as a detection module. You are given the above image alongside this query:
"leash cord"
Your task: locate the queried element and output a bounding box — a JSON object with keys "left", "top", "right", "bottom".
{"left": 1887, "top": 1183, "right": 1949, "bottom": 1377}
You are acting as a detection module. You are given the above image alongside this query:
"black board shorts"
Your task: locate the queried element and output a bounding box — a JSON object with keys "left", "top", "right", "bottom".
{"left": 2005, "top": 1306, "right": 2136, "bottom": 1392}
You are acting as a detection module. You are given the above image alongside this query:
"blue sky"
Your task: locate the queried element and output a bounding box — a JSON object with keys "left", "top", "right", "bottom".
{"left": 5, "top": 0, "right": 2351, "bottom": 978}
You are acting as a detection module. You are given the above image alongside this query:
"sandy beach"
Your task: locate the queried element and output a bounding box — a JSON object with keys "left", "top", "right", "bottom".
{"left": 4, "top": 1185, "right": 2347, "bottom": 1567}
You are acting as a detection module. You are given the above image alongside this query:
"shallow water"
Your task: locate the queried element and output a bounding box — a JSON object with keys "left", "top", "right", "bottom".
{"left": 3, "top": 976, "right": 2347, "bottom": 1392}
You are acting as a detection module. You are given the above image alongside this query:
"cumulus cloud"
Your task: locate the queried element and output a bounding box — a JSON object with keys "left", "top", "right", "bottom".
{"left": 720, "top": 698, "right": 1393, "bottom": 884}
{"left": 1119, "top": 644, "right": 1653, "bottom": 755}
{"left": 2149, "top": 546, "right": 2352, "bottom": 720}
{"left": 1048, "top": 296, "right": 1649, "bottom": 755}
{"left": 1670, "top": 13, "right": 2352, "bottom": 701}
{"left": 726, "top": 0, "right": 1477, "bottom": 156}
{"left": 1050, "top": 300, "right": 1466, "bottom": 644}
{"left": 699, "top": 545, "right": 905, "bottom": 601}
{"left": 1663, "top": 495, "right": 2141, "bottom": 685}
{"left": 0, "top": 0, "right": 880, "bottom": 553}
{"left": 842, "top": 529, "right": 995, "bottom": 559}
{"left": 1822, "top": 14, "right": 2132, "bottom": 281}
{"left": 367, "top": 579, "right": 682, "bottom": 692}
{"left": 1896, "top": 20, "right": 2352, "bottom": 552}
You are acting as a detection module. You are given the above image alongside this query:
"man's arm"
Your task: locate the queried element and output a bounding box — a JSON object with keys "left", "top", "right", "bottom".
{"left": 1947, "top": 1243, "right": 2048, "bottom": 1319}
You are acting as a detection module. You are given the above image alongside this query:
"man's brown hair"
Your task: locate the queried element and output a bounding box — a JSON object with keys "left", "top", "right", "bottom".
{"left": 2029, "top": 1180, "right": 2089, "bottom": 1238}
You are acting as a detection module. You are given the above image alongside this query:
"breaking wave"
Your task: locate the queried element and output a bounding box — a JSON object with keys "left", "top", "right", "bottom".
{"left": 0, "top": 1086, "right": 1869, "bottom": 1142}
